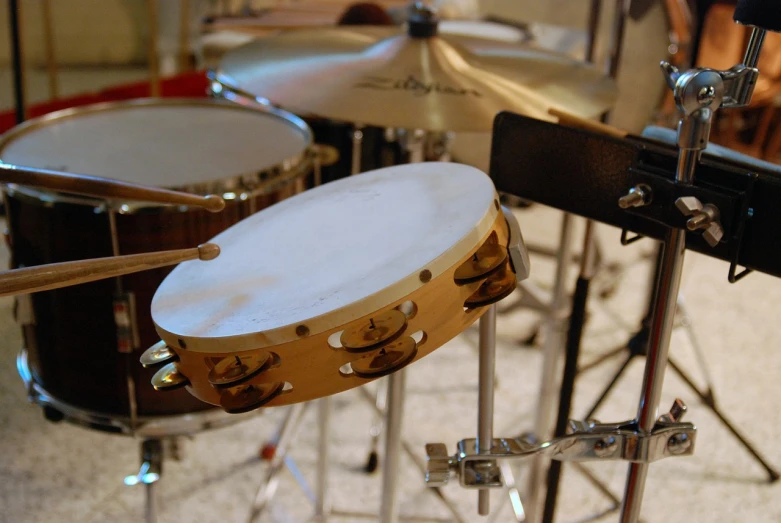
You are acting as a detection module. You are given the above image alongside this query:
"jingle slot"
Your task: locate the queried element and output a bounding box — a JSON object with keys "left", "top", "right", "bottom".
{"left": 410, "top": 330, "right": 427, "bottom": 345}
{"left": 397, "top": 300, "right": 418, "bottom": 319}
{"left": 339, "top": 362, "right": 354, "bottom": 377}
{"left": 328, "top": 331, "right": 345, "bottom": 349}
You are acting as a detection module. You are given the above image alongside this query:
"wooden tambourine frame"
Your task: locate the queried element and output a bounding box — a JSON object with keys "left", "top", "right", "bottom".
{"left": 149, "top": 205, "right": 514, "bottom": 411}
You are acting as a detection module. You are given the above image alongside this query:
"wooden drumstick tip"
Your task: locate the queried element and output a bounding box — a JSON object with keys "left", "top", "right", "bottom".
{"left": 204, "top": 194, "right": 226, "bottom": 213}
{"left": 198, "top": 243, "right": 221, "bottom": 261}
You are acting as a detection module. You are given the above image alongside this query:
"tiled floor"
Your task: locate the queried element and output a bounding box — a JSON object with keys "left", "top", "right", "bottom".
{"left": 2, "top": 6, "right": 781, "bottom": 521}
{"left": 2, "top": 204, "right": 781, "bottom": 522}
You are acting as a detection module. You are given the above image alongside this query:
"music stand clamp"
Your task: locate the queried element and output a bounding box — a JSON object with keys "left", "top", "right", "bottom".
{"left": 426, "top": 399, "right": 695, "bottom": 489}
{"left": 424, "top": 10, "right": 773, "bottom": 522}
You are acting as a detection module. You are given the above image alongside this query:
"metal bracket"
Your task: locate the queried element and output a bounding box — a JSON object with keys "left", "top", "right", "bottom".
{"left": 501, "top": 206, "right": 531, "bottom": 283}
{"left": 426, "top": 400, "right": 696, "bottom": 489}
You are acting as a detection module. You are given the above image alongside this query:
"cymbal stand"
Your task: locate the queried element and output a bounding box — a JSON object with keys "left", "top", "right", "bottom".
{"left": 518, "top": 1, "right": 628, "bottom": 521}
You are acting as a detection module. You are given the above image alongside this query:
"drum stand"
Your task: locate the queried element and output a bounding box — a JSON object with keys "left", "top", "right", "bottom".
{"left": 124, "top": 439, "right": 165, "bottom": 523}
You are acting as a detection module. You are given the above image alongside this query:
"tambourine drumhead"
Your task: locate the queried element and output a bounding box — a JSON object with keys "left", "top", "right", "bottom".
{"left": 0, "top": 98, "right": 310, "bottom": 189}
{"left": 152, "top": 162, "right": 500, "bottom": 353}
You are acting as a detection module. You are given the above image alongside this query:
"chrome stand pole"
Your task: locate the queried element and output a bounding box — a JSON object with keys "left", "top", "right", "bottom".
{"left": 145, "top": 482, "right": 158, "bottom": 523}
{"left": 379, "top": 369, "right": 406, "bottom": 523}
{"left": 314, "top": 397, "right": 331, "bottom": 519}
{"left": 477, "top": 304, "right": 498, "bottom": 515}
{"left": 378, "top": 127, "right": 425, "bottom": 523}
{"left": 619, "top": 173, "right": 692, "bottom": 521}
{"left": 620, "top": 25, "right": 770, "bottom": 515}
{"left": 125, "top": 439, "right": 163, "bottom": 523}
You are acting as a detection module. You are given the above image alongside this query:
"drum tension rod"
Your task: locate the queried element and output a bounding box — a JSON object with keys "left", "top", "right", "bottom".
{"left": 425, "top": 399, "right": 695, "bottom": 489}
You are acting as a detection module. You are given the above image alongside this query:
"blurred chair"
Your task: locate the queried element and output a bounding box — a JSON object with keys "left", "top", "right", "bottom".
{"left": 697, "top": 2, "right": 781, "bottom": 160}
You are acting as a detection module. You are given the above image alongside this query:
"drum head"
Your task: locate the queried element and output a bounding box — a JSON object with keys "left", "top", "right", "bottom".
{"left": 152, "top": 162, "right": 499, "bottom": 352}
{"left": 0, "top": 99, "right": 310, "bottom": 190}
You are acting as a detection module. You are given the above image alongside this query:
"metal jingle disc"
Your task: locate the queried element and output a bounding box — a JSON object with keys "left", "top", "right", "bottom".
{"left": 453, "top": 243, "right": 508, "bottom": 284}
{"left": 350, "top": 337, "right": 418, "bottom": 379}
{"left": 340, "top": 309, "right": 407, "bottom": 353}
{"left": 208, "top": 352, "right": 272, "bottom": 389}
{"left": 219, "top": 382, "right": 284, "bottom": 414}
{"left": 151, "top": 362, "right": 190, "bottom": 391}
{"left": 464, "top": 264, "right": 517, "bottom": 308}
{"left": 140, "top": 340, "right": 177, "bottom": 368}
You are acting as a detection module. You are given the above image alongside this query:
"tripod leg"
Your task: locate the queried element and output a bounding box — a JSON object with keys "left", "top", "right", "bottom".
{"left": 675, "top": 294, "right": 716, "bottom": 401}
{"left": 668, "top": 358, "right": 780, "bottom": 482}
{"left": 542, "top": 218, "right": 600, "bottom": 523}
{"left": 583, "top": 354, "right": 634, "bottom": 420}
{"left": 248, "top": 403, "right": 310, "bottom": 523}
{"left": 524, "top": 212, "right": 575, "bottom": 523}
{"left": 364, "top": 378, "right": 388, "bottom": 473}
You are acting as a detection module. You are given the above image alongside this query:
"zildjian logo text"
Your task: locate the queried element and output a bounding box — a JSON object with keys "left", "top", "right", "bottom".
{"left": 354, "top": 75, "right": 482, "bottom": 97}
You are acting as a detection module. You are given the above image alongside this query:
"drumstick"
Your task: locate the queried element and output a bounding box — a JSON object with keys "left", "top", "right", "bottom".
{"left": 0, "top": 243, "right": 220, "bottom": 298}
{"left": 0, "top": 162, "right": 226, "bottom": 212}
{"left": 548, "top": 108, "right": 629, "bottom": 138}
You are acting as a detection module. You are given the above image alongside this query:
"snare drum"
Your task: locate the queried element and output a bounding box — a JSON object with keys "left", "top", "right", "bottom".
{"left": 2, "top": 98, "right": 313, "bottom": 433}
{"left": 146, "top": 163, "right": 528, "bottom": 412}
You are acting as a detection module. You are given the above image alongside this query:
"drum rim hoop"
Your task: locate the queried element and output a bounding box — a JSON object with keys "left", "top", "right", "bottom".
{"left": 0, "top": 97, "right": 315, "bottom": 212}
{"left": 16, "top": 348, "right": 258, "bottom": 436}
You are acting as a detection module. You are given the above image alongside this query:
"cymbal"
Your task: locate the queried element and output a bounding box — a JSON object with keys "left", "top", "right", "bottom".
{"left": 215, "top": 18, "right": 617, "bottom": 131}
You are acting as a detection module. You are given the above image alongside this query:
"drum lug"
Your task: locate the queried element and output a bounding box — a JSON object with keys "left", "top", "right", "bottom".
{"left": 13, "top": 292, "right": 35, "bottom": 327}
{"left": 113, "top": 292, "right": 140, "bottom": 353}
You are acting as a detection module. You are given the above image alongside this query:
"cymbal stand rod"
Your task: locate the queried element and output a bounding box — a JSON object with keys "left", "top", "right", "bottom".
{"left": 523, "top": 212, "right": 574, "bottom": 522}
{"left": 407, "top": 129, "right": 426, "bottom": 164}
{"left": 378, "top": 127, "right": 427, "bottom": 523}
{"left": 477, "top": 304, "right": 497, "bottom": 515}
{"left": 351, "top": 125, "right": 364, "bottom": 175}
{"left": 541, "top": 1, "right": 630, "bottom": 521}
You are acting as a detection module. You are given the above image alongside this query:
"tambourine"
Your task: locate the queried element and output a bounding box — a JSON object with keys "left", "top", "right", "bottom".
{"left": 142, "top": 163, "right": 529, "bottom": 412}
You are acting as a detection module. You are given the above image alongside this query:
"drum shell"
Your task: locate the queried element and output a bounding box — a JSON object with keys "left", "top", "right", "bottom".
{"left": 7, "top": 187, "right": 296, "bottom": 417}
